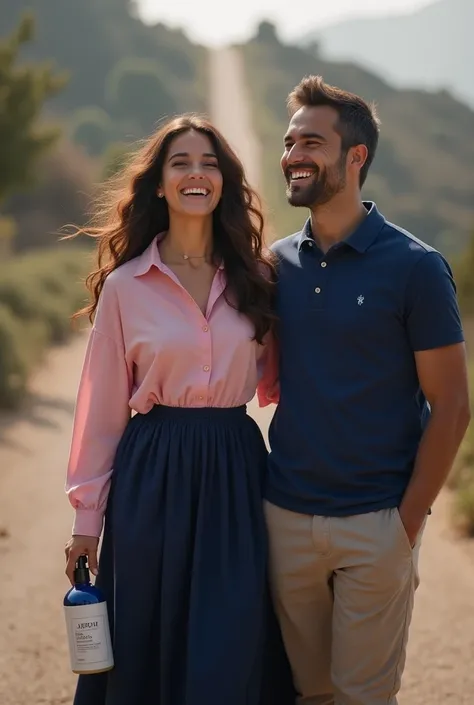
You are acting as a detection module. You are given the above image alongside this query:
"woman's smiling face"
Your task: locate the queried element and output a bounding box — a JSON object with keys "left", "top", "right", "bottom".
{"left": 159, "top": 129, "right": 223, "bottom": 218}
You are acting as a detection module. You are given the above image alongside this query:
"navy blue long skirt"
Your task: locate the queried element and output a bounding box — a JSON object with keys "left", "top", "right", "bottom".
{"left": 73, "top": 405, "right": 295, "bottom": 705}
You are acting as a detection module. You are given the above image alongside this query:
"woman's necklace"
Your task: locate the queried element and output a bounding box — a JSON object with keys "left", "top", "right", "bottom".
{"left": 162, "top": 250, "right": 214, "bottom": 267}
{"left": 166, "top": 247, "right": 213, "bottom": 264}
{"left": 181, "top": 253, "right": 206, "bottom": 260}
{"left": 158, "top": 236, "right": 213, "bottom": 265}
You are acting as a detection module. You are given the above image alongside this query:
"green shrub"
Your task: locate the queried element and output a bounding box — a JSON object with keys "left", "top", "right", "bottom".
{"left": 453, "top": 478, "right": 474, "bottom": 537}
{"left": 5, "top": 139, "right": 96, "bottom": 252}
{"left": 70, "top": 107, "right": 113, "bottom": 157}
{"left": 454, "top": 230, "right": 474, "bottom": 317}
{"left": 449, "top": 360, "right": 474, "bottom": 534}
{"left": 106, "top": 58, "right": 178, "bottom": 136}
{"left": 102, "top": 141, "right": 131, "bottom": 180}
{"left": 0, "top": 304, "right": 31, "bottom": 407}
{"left": 0, "top": 247, "right": 90, "bottom": 408}
{"left": 0, "top": 216, "right": 16, "bottom": 257}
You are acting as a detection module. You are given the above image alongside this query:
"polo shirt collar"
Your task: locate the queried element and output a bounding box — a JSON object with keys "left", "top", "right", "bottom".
{"left": 298, "top": 201, "right": 385, "bottom": 254}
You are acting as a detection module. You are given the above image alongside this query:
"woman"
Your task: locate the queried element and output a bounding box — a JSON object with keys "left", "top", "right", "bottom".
{"left": 64, "top": 115, "right": 294, "bottom": 705}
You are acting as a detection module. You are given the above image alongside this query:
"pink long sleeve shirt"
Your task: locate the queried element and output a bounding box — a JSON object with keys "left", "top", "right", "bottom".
{"left": 65, "top": 236, "right": 279, "bottom": 538}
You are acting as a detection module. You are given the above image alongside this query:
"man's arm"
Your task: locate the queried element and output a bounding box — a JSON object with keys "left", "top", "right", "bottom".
{"left": 399, "top": 342, "right": 470, "bottom": 544}
{"left": 398, "top": 250, "right": 470, "bottom": 544}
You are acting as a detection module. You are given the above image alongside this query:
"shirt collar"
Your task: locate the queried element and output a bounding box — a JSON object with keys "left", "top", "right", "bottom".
{"left": 134, "top": 233, "right": 224, "bottom": 277}
{"left": 298, "top": 201, "right": 385, "bottom": 254}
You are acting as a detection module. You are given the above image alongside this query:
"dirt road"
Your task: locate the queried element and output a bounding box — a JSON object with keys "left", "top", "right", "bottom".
{"left": 0, "top": 337, "right": 85, "bottom": 703}
{"left": 208, "top": 47, "right": 263, "bottom": 191}
{"left": 0, "top": 46, "right": 473, "bottom": 704}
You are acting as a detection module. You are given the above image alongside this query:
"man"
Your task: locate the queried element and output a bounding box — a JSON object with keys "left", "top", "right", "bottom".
{"left": 258, "top": 76, "right": 471, "bottom": 705}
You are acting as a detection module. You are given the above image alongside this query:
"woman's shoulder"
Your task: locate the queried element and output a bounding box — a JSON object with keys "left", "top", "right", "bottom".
{"left": 95, "top": 261, "right": 139, "bottom": 319}
{"left": 102, "top": 259, "right": 139, "bottom": 292}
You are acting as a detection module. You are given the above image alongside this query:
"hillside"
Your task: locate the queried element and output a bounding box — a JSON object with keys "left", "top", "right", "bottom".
{"left": 0, "top": 1, "right": 207, "bottom": 129}
{"left": 240, "top": 27, "right": 474, "bottom": 255}
{"left": 302, "top": 0, "right": 473, "bottom": 109}
{"left": 0, "top": 2, "right": 208, "bottom": 251}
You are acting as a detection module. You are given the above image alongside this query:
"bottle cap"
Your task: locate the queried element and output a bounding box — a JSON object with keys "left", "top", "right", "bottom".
{"left": 74, "top": 554, "right": 90, "bottom": 584}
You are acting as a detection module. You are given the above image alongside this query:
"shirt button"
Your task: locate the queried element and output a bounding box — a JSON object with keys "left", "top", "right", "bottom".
{"left": 203, "top": 365, "right": 210, "bottom": 372}
{"left": 198, "top": 395, "right": 204, "bottom": 400}
{"left": 320, "top": 261, "right": 327, "bottom": 268}
{"left": 202, "top": 325, "right": 209, "bottom": 332}
{"left": 315, "top": 287, "right": 321, "bottom": 294}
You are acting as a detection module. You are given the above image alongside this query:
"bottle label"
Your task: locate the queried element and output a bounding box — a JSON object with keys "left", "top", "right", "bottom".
{"left": 64, "top": 601, "right": 114, "bottom": 673}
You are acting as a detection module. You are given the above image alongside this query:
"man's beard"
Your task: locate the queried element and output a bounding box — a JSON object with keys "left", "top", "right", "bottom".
{"left": 285, "top": 155, "right": 347, "bottom": 208}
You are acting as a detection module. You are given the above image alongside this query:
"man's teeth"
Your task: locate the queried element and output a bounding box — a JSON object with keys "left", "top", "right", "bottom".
{"left": 290, "top": 171, "right": 313, "bottom": 181}
{"left": 181, "top": 188, "right": 209, "bottom": 196}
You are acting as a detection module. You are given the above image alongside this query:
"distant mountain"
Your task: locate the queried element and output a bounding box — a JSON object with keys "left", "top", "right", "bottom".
{"left": 240, "top": 25, "right": 474, "bottom": 255}
{"left": 302, "top": 0, "right": 474, "bottom": 108}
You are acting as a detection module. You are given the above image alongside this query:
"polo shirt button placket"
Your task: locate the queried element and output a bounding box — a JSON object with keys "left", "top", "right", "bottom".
{"left": 313, "top": 258, "right": 329, "bottom": 310}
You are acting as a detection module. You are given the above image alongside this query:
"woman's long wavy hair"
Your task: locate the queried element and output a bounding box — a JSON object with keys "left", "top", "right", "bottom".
{"left": 73, "top": 114, "right": 276, "bottom": 344}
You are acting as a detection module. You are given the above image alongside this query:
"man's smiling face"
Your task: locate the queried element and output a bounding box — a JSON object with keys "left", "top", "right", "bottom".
{"left": 281, "top": 104, "right": 348, "bottom": 208}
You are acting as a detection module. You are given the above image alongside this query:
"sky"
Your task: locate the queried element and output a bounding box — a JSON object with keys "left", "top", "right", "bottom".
{"left": 137, "top": 0, "right": 435, "bottom": 46}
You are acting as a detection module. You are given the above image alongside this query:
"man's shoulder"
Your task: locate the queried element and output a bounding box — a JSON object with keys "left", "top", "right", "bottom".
{"left": 270, "top": 230, "right": 303, "bottom": 257}
{"left": 380, "top": 219, "right": 455, "bottom": 293}
{"left": 381, "top": 219, "right": 440, "bottom": 261}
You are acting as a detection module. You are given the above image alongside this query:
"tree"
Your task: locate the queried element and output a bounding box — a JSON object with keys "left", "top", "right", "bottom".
{"left": 255, "top": 21, "right": 279, "bottom": 43}
{"left": 70, "top": 106, "right": 112, "bottom": 157}
{"left": 106, "top": 58, "right": 178, "bottom": 137}
{"left": 454, "top": 227, "right": 474, "bottom": 316}
{"left": 0, "top": 13, "right": 66, "bottom": 205}
{"left": 5, "top": 139, "right": 95, "bottom": 251}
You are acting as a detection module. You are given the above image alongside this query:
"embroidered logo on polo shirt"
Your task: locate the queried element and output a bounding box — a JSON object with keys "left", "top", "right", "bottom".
{"left": 357, "top": 295, "right": 365, "bottom": 306}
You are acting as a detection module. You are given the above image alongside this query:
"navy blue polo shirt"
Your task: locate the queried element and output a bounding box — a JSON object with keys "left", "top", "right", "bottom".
{"left": 266, "top": 201, "right": 464, "bottom": 516}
